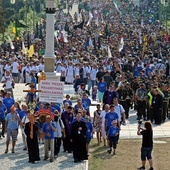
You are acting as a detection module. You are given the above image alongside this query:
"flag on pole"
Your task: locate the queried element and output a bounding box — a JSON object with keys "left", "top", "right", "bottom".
{"left": 118, "top": 37, "right": 124, "bottom": 52}
{"left": 142, "top": 34, "right": 148, "bottom": 55}
{"left": 141, "top": 19, "right": 144, "bottom": 28}
{"left": 63, "top": 29, "right": 68, "bottom": 43}
{"left": 8, "top": 36, "right": 15, "bottom": 50}
{"left": 89, "top": 37, "right": 93, "bottom": 47}
{"left": 28, "top": 45, "right": 34, "bottom": 57}
{"left": 22, "top": 41, "right": 27, "bottom": 54}
{"left": 165, "top": 32, "right": 169, "bottom": 42}
{"left": 113, "top": 0, "right": 121, "bottom": 14}
{"left": 12, "top": 23, "right": 18, "bottom": 37}
{"left": 87, "top": 12, "right": 93, "bottom": 26}
{"left": 108, "top": 46, "right": 112, "bottom": 58}
{"left": 12, "top": 23, "right": 17, "bottom": 34}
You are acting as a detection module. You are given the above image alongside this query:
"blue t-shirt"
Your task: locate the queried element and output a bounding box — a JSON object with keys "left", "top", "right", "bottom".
{"left": 108, "top": 126, "right": 119, "bottom": 137}
{"left": 86, "top": 121, "right": 93, "bottom": 138}
{"left": 98, "top": 82, "right": 107, "bottom": 93}
{"left": 73, "top": 117, "right": 85, "bottom": 123}
{"left": 51, "top": 105, "right": 61, "bottom": 112}
{"left": 5, "top": 113, "right": 19, "bottom": 129}
{"left": 105, "top": 112, "right": 119, "bottom": 128}
{"left": 31, "top": 76, "right": 37, "bottom": 88}
{"left": 145, "top": 68, "right": 152, "bottom": 77}
{"left": 82, "top": 98, "right": 91, "bottom": 112}
{"left": 3, "top": 98, "right": 15, "bottom": 113}
{"left": 42, "top": 121, "right": 56, "bottom": 140}
{"left": 63, "top": 100, "right": 72, "bottom": 106}
{"left": 0, "top": 104, "right": 7, "bottom": 119}
{"left": 19, "top": 110, "right": 28, "bottom": 120}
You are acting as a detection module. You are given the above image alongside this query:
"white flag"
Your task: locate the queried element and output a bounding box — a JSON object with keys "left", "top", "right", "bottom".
{"left": 89, "top": 37, "right": 93, "bottom": 47}
{"left": 141, "top": 19, "right": 144, "bottom": 28}
{"left": 118, "top": 37, "right": 124, "bottom": 52}
{"left": 22, "top": 41, "right": 27, "bottom": 54}
{"left": 108, "top": 46, "right": 112, "bottom": 58}
{"left": 87, "top": 12, "right": 93, "bottom": 26}
{"left": 63, "top": 29, "right": 68, "bottom": 43}
{"left": 8, "top": 36, "right": 14, "bottom": 50}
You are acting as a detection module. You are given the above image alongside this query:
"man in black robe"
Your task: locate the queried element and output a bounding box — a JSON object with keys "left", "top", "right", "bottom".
{"left": 151, "top": 88, "right": 163, "bottom": 125}
{"left": 70, "top": 112, "right": 88, "bottom": 163}
{"left": 24, "top": 115, "right": 40, "bottom": 163}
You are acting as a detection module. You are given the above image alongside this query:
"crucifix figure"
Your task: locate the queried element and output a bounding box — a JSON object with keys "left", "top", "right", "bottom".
{"left": 23, "top": 82, "right": 41, "bottom": 139}
{"left": 23, "top": 82, "right": 41, "bottom": 109}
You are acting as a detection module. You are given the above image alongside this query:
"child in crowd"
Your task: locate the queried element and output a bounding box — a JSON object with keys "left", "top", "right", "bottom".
{"left": 85, "top": 115, "right": 93, "bottom": 155}
{"left": 107, "top": 119, "right": 119, "bottom": 155}
{"left": 92, "top": 86, "right": 98, "bottom": 101}
{"left": 77, "top": 83, "right": 90, "bottom": 97}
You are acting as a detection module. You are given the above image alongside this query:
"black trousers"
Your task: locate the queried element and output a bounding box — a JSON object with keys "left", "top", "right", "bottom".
{"left": 0, "top": 118, "right": 5, "bottom": 136}
{"left": 137, "top": 100, "right": 146, "bottom": 119}
{"left": 54, "top": 137, "right": 62, "bottom": 156}
{"left": 162, "top": 101, "right": 168, "bottom": 121}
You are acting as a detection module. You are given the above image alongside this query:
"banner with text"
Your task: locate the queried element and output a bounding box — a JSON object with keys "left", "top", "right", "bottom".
{"left": 39, "top": 80, "right": 64, "bottom": 103}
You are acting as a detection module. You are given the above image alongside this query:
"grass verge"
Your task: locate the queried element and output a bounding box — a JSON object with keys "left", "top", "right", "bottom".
{"left": 88, "top": 138, "right": 170, "bottom": 170}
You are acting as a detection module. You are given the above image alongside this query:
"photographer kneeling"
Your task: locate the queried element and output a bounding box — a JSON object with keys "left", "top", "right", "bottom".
{"left": 137, "top": 121, "right": 154, "bottom": 170}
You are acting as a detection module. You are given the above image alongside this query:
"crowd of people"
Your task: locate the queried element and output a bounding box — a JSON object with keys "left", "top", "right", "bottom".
{"left": 0, "top": 0, "right": 169, "bottom": 169}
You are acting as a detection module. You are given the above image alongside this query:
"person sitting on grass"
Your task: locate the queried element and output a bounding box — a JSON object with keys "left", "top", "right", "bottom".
{"left": 107, "top": 119, "right": 119, "bottom": 155}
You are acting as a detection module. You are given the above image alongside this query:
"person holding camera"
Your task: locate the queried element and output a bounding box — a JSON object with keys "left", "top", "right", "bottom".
{"left": 1, "top": 70, "right": 15, "bottom": 98}
{"left": 137, "top": 121, "right": 154, "bottom": 170}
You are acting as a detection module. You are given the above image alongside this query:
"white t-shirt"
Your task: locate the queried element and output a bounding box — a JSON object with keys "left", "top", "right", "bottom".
{"left": 114, "top": 104, "right": 125, "bottom": 121}
{"left": 4, "top": 64, "right": 11, "bottom": 72}
{"left": 39, "top": 64, "right": 44, "bottom": 72}
{"left": 21, "top": 116, "right": 29, "bottom": 124}
{"left": 12, "top": 62, "right": 19, "bottom": 73}
{"left": 90, "top": 68, "right": 97, "bottom": 80}
{"left": 1, "top": 75, "right": 13, "bottom": 89}
{"left": 54, "top": 118, "right": 64, "bottom": 138}
{"left": 100, "top": 110, "right": 108, "bottom": 127}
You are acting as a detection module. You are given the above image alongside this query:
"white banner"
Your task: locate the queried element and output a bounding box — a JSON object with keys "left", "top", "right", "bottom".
{"left": 39, "top": 80, "right": 64, "bottom": 103}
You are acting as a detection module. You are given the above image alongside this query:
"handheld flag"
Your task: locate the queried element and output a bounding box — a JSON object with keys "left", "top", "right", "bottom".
{"left": 8, "top": 36, "right": 15, "bottom": 50}
{"left": 108, "top": 46, "right": 112, "bottom": 58}
{"left": 118, "top": 37, "right": 124, "bottom": 52}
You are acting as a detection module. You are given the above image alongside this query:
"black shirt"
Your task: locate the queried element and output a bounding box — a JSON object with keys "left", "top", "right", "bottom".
{"left": 141, "top": 130, "right": 153, "bottom": 148}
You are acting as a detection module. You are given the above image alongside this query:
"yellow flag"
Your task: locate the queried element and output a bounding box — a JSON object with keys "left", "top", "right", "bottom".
{"left": 28, "top": 45, "right": 34, "bottom": 57}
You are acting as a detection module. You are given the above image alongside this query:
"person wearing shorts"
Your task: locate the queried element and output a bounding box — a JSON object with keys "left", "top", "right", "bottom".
{"left": 137, "top": 121, "right": 153, "bottom": 170}
{"left": 5, "top": 106, "right": 20, "bottom": 153}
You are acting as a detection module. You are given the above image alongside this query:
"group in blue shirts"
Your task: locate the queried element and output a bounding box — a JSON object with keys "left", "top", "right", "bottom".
{"left": 105, "top": 105, "right": 120, "bottom": 155}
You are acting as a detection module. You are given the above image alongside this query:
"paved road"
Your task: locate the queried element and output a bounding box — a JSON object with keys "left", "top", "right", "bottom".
{"left": 0, "top": 83, "right": 170, "bottom": 170}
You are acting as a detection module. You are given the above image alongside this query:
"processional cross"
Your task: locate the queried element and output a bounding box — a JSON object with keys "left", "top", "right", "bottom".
{"left": 23, "top": 83, "right": 41, "bottom": 139}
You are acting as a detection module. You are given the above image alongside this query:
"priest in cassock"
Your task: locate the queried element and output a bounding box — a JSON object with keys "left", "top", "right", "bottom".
{"left": 70, "top": 112, "right": 88, "bottom": 163}
{"left": 24, "top": 114, "right": 40, "bottom": 164}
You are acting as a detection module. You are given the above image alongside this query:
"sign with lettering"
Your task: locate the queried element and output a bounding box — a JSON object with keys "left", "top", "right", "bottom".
{"left": 39, "top": 80, "right": 64, "bottom": 103}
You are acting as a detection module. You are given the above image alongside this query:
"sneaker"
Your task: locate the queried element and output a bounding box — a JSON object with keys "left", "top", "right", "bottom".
{"left": 50, "top": 159, "right": 53, "bottom": 162}
{"left": 11, "top": 149, "right": 15, "bottom": 153}
{"left": 5, "top": 148, "right": 8, "bottom": 153}
{"left": 43, "top": 157, "right": 49, "bottom": 161}
{"left": 149, "top": 168, "right": 154, "bottom": 170}
{"left": 137, "top": 167, "right": 145, "bottom": 170}
{"left": 107, "top": 149, "right": 112, "bottom": 154}
{"left": 23, "top": 148, "right": 27, "bottom": 151}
